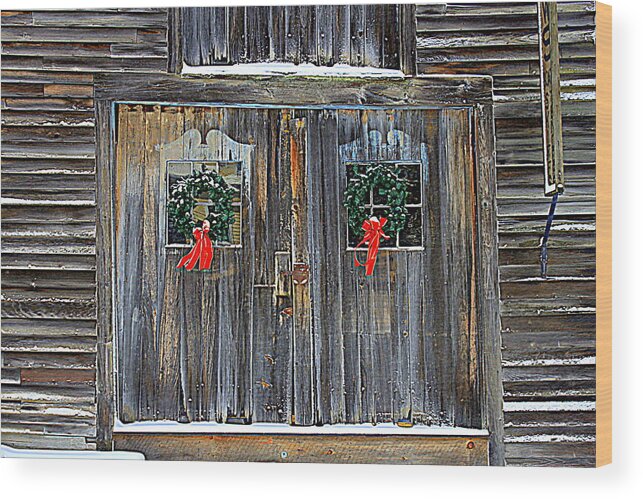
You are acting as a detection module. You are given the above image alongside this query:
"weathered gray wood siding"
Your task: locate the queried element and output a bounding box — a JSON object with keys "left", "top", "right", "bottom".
{"left": 1, "top": 8, "right": 168, "bottom": 450}
{"left": 179, "top": 5, "right": 415, "bottom": 72}
{"left": 2, "top": 3, "right": 597, "bottom": 467}
{"left": 416, "top": 2, "right": 596, "bottom": 467}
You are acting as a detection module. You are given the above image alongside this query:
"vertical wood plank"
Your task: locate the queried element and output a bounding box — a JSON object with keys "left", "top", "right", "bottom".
{"left": 209, "top": 7, "right": 229, "bottom": 64}
{"left": 308, "top": 109, "right": 346, "bottom": 424}
{"left": 420, "top": 109, "right": 443, "bottom": 425}
{"left": 441, "top": 108, "right": 480, "bottom": 429}
{"left": 168, "top": 8, "right": 183, "bottom": 73}
{"left": 228, "top": 7, "right": 246, "bottom": 64}
{"left": 298, "top": 6, "right": 316, "bottom": 64}
{"left": 363, "top": 4, "right": 382, "bottom": 68}
{"left": 195, "top": 8, "right": 213, "bottom": 66}
{"left": 235, "top": 107, "right": 255, "bottom": 422}
{"left": 382, "top": 4, "right": 400, "bottom": 70}
{"left": 316, "top": 4, "right": 335, "bottom": 66}
{"left": 177, "top": 106, "right": 202, "bottom": 422}
{"left": 334, "top": 5, "right": 351, "bottom": 65}
{"left": 284, "top": 6, "right": 302, "bottom": 65}
{"left": 181, "top": 7, "right": 200, "bottom": 66}
{"left": 399, "top": 4, "right": 417, "bottom": 75}
{"left": 391, "top": 252, "right": 410, "bottom": 423}
{"left": 156, "top": 106, "right": 184, "bottom": 421}
{"left": 474, "top": 103, "right": 504, "bottom": 465}
{"left": 251, "top": 108, "right": 279, "bottom": 423}
{"left": 95, "top": 98, "right": 114, "bottom": 449}
{"left": 596, "top": 1, "right": 612, "bottom": 468}
{"left": 138, "top": 104, "right": 162, "bottom": 421}
{"left": 306, "top": 109, "right": 324, "bottom": 424}
{"left": 268, "top": 5, "right": 286, "bottom": 62}
{"left": 273, "top": 110, "right": 294, "bottom": 423}
{"left": 290, "top": 112, "right": 314, "bottom": 425}
{"left": 349, "top": 4, "right": 365, "bottom": 66}
{"left": 246, "top": 6, "right": 269, "bottom": 62}
{"left": 337, "top": 109, "right": 362, "bottom": 423}
{"left": 116, "top": 104, "right": 145, "bottom": 423}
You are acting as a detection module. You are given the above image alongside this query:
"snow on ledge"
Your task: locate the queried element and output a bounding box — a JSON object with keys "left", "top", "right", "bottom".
{"left": 114, "top": 420, "right": 489, "bottom": 437}
{"left": 181, "top": 62, "right": 406, "bottom": 79}
{"left": 1, "top": 444, "right": 145, "bottom": 460}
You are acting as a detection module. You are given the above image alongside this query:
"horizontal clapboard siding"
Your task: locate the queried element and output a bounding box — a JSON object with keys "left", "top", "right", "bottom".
{"left": 417, "top": 2, "right": 596, "bottom": 467}
{"left": 0, "top": 8, "right": 168, "bottom": 451}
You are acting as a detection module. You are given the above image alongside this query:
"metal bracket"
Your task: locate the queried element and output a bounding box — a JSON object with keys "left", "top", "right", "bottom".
{"left": 291, "top": 263, "right": 309, "bottom": 285}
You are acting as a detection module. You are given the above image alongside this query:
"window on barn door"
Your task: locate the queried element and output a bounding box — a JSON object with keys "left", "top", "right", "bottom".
{"left": 346, "top": 161, "right": 423, "bottom": 250}
{"left": 166, "top": 160, "right": 243, "bottom": 247}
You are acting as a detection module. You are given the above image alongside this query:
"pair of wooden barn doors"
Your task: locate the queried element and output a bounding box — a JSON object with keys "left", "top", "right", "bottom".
{"left": 114, "top": 103, "right": 482, "bottom": 431}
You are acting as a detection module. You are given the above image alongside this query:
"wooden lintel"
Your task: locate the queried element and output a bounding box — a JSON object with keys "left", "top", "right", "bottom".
{"left": 538, "top": 1, "right": 565, "bottom": 196}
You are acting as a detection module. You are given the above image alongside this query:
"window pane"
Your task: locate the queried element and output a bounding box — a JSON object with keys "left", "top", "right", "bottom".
{"left": 400, "top": 163, "right": 422, "bottom": 205}
{"left": 372, "top": 207, "right": 396, "bottom": 248}
{"left": 229, "top": 205, "right": 242, "bottom": 245}
{"left": 398, "top": 207, "right": 423, "bottom": 247}
{"left": 219, "top": 161, "right": 243, "bottom": 204}
{"left": 167, "top": 162, "right": 192, "bottom": 244}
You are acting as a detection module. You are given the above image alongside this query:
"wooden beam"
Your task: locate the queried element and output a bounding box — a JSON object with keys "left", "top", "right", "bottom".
{"left": 474, "top": 103, "right": 505, "bottom": 466}
{"left": 94, "top": 74, "right": 493, "bottom": 108}
{"left": 114, "top": 433, "right": 489, "bottom": 465}
{"left": 538, "top": 2, "right": 565, "bottom": 196}
{"left": 95, "top": 99, "right": 115, "bottom": 451}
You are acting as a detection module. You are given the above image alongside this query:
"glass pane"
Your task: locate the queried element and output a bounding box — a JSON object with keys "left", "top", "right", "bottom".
{"left": 372, "top": 207, "right": 396, "bottom": 248}
{"left": 399, "top": 207, "right": 423, "bottom": 247}
{"left": 400, "top": 163, "right": 422, "bottom": 204}
{"left": 348, "top": 226, "right": 362, "bottom": 247}
{"left": 220, "top": 161, "right": 243, "bottom": 203}
{"left": 372, "top": 163, "right": 389, "bottom": 206}
{"left": 229, "top": 205, "right": 242, "bottom": 245}
{"left": 168, "top": 161, "right": 192, "bottom": 188}
{"left": 192, "top": 203, "right": 210, "bottom": 225}
{"left": 346, "top": 162, "right": 366, "bottom": 183}
{"left": 167, "top": 162, "right": 193, "bottom": 245}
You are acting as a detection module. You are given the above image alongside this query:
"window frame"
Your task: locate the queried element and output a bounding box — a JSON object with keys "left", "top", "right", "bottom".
{"left": 164, "top": 159, "right": 244, "bottom": 249}
{"left": 344, "top": 160, "right": 424, "bottom": 251}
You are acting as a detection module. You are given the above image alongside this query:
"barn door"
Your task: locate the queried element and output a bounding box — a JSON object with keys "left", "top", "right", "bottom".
{"left": 297, "top": 108, "right": 481, "bottom": 428}
{"left": 115, "top": 105, "right": 275, "bottom": 423}
{"left": 115, "top": 104, "right": 482, "bottom": 430}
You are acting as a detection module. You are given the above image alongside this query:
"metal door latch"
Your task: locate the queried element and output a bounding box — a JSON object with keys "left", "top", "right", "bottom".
{"left": 292, "top": 263, "right": 309, "bottom": 285}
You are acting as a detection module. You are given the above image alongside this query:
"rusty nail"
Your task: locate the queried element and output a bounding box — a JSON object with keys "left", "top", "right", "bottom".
{"left": 466, "top": 440, "right": 475, "bottom": 450}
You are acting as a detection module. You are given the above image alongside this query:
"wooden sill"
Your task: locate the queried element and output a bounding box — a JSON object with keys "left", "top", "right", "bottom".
{"left": 113, "top": 424, "right": 489, "bottom": 465}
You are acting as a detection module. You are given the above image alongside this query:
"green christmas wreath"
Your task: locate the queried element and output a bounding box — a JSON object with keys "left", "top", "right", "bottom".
{"left": 343, "top": 162, "right": 410, "bottom": 239}
{"left": 167, "top": 169, "right": 236, "bottom": 244}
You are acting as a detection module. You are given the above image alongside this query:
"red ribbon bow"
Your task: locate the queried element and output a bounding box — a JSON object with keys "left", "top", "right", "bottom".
{"left": 177, "top": 221, "right": 214, "bottom": 271}
{"left": 353, "top": 216, "right": 390, "bottom": 276}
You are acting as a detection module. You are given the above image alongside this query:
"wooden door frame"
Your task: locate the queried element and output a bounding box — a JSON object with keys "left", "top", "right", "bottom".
{"left": 94, "top": 74, "right": 504, "bottom": 465}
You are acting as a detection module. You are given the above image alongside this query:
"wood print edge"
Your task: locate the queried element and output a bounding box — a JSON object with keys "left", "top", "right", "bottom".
{"left": 595, "top": 0, "right": 612, "bottom": 468}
